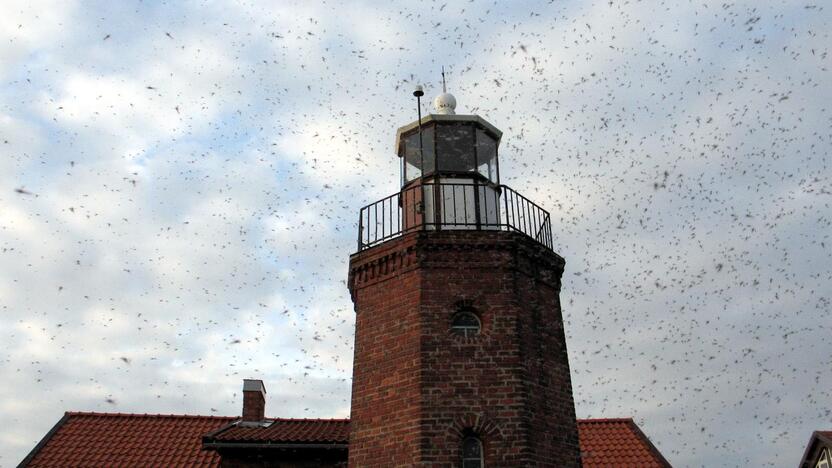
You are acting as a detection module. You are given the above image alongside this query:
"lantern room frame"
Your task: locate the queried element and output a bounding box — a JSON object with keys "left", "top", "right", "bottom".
{"left": 395, "top": 114, "right": 502, "bottom": 187}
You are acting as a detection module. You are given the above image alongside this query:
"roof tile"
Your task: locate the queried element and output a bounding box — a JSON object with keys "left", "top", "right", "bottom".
{"left": 205, "top": 418, "right": 350, "bottom": 444}
{"left": 577, "top": 418, "right": 671, "bottom": 467}
{"left": 22, "top": 412, "right": 234, "bottom": 467}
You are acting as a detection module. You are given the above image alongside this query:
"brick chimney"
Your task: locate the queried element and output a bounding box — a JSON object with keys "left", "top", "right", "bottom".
{"left": 241, "top": 379, "right": 266, "bottom": 422}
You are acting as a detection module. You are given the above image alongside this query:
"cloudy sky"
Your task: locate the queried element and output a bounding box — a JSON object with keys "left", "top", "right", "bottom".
{"left": 1, "top": 0, "right": 830, "bottom": 466}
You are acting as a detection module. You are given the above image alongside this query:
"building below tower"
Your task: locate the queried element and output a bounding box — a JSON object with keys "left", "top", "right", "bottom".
{"left": 18, "top": 382, "right": 673, "bottom": 467}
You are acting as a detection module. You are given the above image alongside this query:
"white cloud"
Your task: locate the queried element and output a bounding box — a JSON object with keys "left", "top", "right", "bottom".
{"left": 1, "top": 1, "right": 830, "bottom": 467}
{"left": 0, "top": 1, "right": 77, "bottom": 78}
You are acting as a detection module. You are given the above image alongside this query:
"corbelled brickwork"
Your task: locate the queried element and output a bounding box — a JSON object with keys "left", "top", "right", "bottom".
{"left": 347, "top": 230, "right": 581, "bottom": 467}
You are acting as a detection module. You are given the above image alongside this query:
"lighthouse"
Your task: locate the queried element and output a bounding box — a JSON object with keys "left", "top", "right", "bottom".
{"left": 347, "top": 86, "right": 581, "bottom": 467}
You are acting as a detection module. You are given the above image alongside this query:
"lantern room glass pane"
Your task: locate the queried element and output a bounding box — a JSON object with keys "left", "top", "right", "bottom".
{"left": 403, "top": 131, "right": 421, "bottom": 181}
{"left": 436, "top": 123, "right": 475, "bottom": 173}
{"left": 402, "top": 126, "right": 435, "bottom": 183}
{"left": 476, "top": 128, "right": 497, "bottom": 183}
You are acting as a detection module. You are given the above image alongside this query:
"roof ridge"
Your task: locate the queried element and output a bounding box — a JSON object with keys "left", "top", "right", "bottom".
{"left": 64, "top": 412, "right": 350, "bottom": 422}
{"left": 576, "top": 417, "right": 634, "bottom": 423}
{"left": 267, "top": 417, "right": 350, "bottom": 422}
{"left": 63, "top": 413, "right": 633, "bottom": 424}
{"left": 65, "top": 411, "right": 236, "bottom": 420}
{"left": 622, "top": 417, "right": 673, "bottom": 467}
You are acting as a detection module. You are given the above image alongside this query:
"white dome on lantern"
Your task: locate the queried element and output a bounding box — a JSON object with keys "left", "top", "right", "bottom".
{"left": 433, "top": 92, "right": 457, "bottom": 115}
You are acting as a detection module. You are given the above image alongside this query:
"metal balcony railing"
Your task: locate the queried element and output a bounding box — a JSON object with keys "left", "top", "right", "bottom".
{"left": 357, "top": 182, "right": 553, "bottom": 251}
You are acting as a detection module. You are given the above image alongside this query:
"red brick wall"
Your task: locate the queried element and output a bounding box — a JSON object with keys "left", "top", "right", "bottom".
{"left": 348, "top": 231, "right": 581, "bottom": 467}
{"left": 348, "top": 233, "right": 423, "bottom": 467}
{"left": 242, "top": 391, "right": 265, "bottom": 422}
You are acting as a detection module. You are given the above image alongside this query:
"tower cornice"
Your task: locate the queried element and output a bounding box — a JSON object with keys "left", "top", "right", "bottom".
{"left": 348, "top": 231, "right": 565, "bottom": 303}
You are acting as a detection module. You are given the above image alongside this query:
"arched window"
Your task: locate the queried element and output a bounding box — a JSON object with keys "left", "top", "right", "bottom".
{"left": 451, "top": 310, "right": 481, "bottom": 338}
{"left": 462, "top": 436, "right": 484, "bottom": 468}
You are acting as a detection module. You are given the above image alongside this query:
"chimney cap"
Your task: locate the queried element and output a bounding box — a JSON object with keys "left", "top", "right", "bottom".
{"left": 243, "top": 379, "right": 266, "bottom": 394}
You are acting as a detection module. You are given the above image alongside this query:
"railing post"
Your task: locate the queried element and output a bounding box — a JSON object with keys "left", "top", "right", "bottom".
{"left": 434, "top": 182, "right": 442, "bottom": 230}
{"left": 471, "top": 181, "right": 479, "bottom": 229}
{"left": 420, "top": 183, "right": 426, "bottom": 231}
{"left": 502, "top": 185, "right": 510, "bottom": 231}
{"left": 358, "top": 209, "right": 364, "bottom": 250}
{"left": 536, "top": 213, "right": 549, "bottom": 245}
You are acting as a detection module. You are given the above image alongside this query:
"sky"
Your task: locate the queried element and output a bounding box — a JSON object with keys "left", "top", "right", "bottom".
{"left": 0, "top": 0, "right": 830, "bottom": 466}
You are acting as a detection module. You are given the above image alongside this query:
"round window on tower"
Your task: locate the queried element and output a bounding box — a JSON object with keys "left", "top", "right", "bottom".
{"left": 450, "top": 309, "right": 481, "bottom": 338}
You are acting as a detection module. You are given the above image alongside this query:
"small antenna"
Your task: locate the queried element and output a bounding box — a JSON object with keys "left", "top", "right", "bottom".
{"left": 413, "top": 85, "right": 425, "bottom": 180}
{"left": 441, "top": 66, "right": 447, "bottom": 93}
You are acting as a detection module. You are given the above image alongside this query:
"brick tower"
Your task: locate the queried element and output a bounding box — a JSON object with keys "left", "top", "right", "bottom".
{"left": 347, "top": 88, "right": 581, "bottom": 467}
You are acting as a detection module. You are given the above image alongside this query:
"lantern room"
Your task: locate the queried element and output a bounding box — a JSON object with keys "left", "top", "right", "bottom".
{"left": 395, "top": 94, "right": 501, "bottom": 187}
{"left": 394, "top": 92, "right": 503, "bottom": 232}
{"left": 356, "top": 88, "right": 553, "bottom": 252}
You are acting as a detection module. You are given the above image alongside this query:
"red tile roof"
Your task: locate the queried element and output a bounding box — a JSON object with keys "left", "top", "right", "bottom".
{"left": 577, "top": 418, "right": 671, "bottom": 467}
{"left": 20, "top": 412, "right": 234, "bottom": 468}
{"left": 204, "top": 418, "right": 349, "bottom": 444}
{"left": 20, "top": 413, "right": 670, "bottom": 467}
